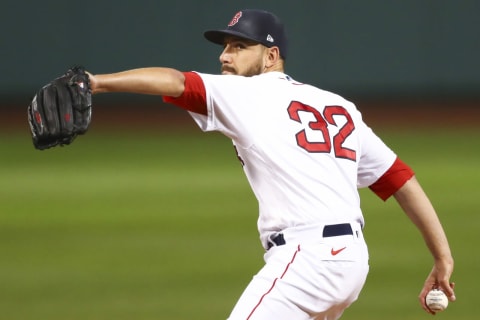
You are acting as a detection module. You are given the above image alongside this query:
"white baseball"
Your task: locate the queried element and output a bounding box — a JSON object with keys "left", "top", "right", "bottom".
{"left": 426, "top": 289, "right": 448, "bottom": 312}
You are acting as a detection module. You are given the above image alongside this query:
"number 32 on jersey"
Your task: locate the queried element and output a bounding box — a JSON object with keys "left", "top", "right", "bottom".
{"left": 287, "top": 101, "right": 357, "bottom": 162}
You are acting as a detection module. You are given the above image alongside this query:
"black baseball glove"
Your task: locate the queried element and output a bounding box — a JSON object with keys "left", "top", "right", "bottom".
{"left": 28, "top": 66, "right": 92, "bottom": 150}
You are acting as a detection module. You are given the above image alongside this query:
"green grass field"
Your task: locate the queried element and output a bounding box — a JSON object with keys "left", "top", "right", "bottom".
{"left": 0, "top": 125, "right": 478, "bottom": 319}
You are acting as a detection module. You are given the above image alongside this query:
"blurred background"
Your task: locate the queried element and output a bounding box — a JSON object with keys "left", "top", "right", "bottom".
{"left": 2, "top": 0, "right": 480, "bottom": 102}
{"left": 1, "top": 1, "right": 479, "bottom": 319}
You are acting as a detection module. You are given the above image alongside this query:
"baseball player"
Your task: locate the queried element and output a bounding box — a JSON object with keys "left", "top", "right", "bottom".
{"left": 79, "top": 9, "right": 456, "bottom": 319}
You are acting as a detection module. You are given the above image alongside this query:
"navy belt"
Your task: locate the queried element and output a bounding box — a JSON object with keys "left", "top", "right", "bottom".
{"left": 267, "top": 223, "right": 354, "bottom": 250}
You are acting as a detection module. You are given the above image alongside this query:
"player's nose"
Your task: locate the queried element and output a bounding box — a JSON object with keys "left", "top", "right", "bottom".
{"left": 219, "top": 48, "right": 232, "bottom": 64}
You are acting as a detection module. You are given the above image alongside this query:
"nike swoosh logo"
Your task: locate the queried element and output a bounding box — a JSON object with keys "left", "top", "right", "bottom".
{"left": 331, "top": 246, "right": 347, "bottom": 256}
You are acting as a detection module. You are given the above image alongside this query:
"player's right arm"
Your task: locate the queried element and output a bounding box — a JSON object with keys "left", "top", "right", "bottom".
{"left": 358, "top": 124, "right": 455, "bottom": 314}
{"left": 392, "top": 176, "right": 455, "bottom": 314}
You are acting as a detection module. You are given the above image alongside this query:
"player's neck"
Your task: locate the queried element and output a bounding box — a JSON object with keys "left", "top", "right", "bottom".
{"left": 263, "top": 61, "right": 285, "bottom": 74}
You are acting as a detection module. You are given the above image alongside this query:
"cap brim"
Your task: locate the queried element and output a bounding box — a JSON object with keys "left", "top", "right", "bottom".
{"left": 204, "top": 29, "right": 261, "bottom": 46}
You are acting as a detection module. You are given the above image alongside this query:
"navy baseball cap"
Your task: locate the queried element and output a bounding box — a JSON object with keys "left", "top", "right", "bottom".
{"left": 204, "top": 9, "right": 288, "bottom": 59}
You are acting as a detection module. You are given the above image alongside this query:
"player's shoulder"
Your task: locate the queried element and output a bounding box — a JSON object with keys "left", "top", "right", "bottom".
{"left": 258, "top": 72, "right": 359, "bottom": 108}
{"left": 194, "top": 72, "right": 356, "bottom": 106}
{"left": 291, "top": 79, "right": 356, "bottom": 107}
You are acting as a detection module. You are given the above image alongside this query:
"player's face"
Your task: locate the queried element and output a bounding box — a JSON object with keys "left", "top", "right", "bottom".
{"left": 220, "top": 37, "right": 268, "bottom": 77}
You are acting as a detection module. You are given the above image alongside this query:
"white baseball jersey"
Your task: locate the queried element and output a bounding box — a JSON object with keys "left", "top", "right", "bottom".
{"left": 185, "top": 71, "right": 397, "bottom": 247}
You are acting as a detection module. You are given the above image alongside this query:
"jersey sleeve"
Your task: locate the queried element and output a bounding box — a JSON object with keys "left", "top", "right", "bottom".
{"left": 356, "top": 120, "right": 397, "bottom": 188}
{"left": 369, "top": 157, "right": 415, "bottom": 201}
{"left": 355, "top": 116, "right": 415, "bottom": 200}
{"left": 162, "top": 72, "right": 207, "bottom": 115}
{"left": 162, "top": 72, "right": 243, "bottom": 138}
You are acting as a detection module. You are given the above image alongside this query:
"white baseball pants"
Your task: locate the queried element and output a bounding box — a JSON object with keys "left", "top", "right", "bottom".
{"left": 227, "top": 223, "right": 369, "bottom": 320}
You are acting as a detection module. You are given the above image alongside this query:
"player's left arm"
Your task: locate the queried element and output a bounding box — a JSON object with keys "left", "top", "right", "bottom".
{"left": 88, "top": 68, "right": 208, "bottom": 115}
{"left": 392, "top": 177, "right": 455, "bottom": 314}
{"left": 88, "top": 67, "right": 185, "bottom": 97}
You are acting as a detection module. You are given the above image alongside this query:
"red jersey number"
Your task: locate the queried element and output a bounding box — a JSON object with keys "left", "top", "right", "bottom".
{"left": 287, "top": 102, "right": 357, "bottom": 161}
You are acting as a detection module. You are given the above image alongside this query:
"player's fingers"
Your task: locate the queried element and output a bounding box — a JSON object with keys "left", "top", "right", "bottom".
{"left": 430, "top": 261, "right": 455, "bottom": 301}
{"left": 442, "top": 282, "right": 456, "bottom": 301}
{"left": 435, "top": 276, "right": 455, "bottom": 301}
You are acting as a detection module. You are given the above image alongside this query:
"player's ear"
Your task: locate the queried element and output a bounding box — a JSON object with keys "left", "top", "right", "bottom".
{"left": 265, "top": 46, "right": 280, "bottom": 68}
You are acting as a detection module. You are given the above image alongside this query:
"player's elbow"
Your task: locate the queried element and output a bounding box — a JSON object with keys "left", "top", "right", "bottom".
{"left": 165, "top": 68, "right": 186, "bottom": 98}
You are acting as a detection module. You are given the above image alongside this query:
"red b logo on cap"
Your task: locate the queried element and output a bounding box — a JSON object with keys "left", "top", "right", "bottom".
{"left": 228, "top": 11, "right": 242, "bottom": 26}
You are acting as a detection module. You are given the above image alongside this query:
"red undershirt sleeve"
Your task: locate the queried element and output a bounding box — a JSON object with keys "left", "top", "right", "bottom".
{"left": 162, "top": 72, "right": 207, "bottom": 115}
{"left": 369, "top": 157, "right": 415, "bottom": 201}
